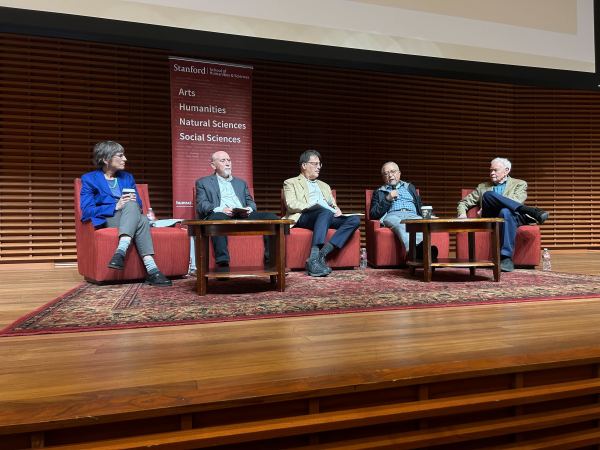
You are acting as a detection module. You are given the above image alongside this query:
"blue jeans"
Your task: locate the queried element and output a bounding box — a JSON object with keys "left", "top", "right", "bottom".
{"left": 481, "top": 191, "right": 526, "bottom": 258}
{"left": 382, "top": 210, "right": 422, "bottom": 251}
{"left": 295, "top": 207, "right": 360, "bottom": 248}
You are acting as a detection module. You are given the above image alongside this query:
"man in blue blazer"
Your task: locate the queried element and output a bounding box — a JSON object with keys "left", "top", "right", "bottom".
{"left": 195, "top": 151, "right": 278, "bottom": 267}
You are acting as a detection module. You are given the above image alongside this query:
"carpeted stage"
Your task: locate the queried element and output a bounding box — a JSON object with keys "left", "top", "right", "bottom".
{"left": 3, "top": 268, "right": 600, "bottom": 336}
{"left": 3, "top": 255, "right": 600, "bottom": 449}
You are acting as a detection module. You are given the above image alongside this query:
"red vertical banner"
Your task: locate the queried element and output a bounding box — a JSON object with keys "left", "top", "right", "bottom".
{"left": 169, "top": 57, "right": 253, "bottom": 219}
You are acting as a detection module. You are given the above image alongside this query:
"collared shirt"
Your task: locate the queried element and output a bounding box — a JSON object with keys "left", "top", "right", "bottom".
{"left": 307, "top": 179, "right": 335, "bottom": 212}
{"left": 215, "top": 174, "right": 243, "bottom": 212}
{"left": 492, "top": 177, "right": 508, "bottom": 196}
{"left": 386, "top": 181, "right": 417, "bottom": 213}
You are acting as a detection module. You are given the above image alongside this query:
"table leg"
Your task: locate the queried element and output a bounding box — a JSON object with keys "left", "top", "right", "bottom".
{"left": 468, "top": 231, "right": 476, "bottom": 277}
{"left": 409, "top": 230, "right": 417, "bottom": 276}
{"left": 267, "top": 224, "right": 276, "bottom": 286}
{"left": 275, "top": 224, "right": 286, "bottom": 292}
{"left": 423, "top": 224, "right": 432, "bottom": 282}
{"left": 491, "top": 223, "right": 501, "bottom": 282}
{"left": 195, "top": 230, "right": 208, "bottom": 296}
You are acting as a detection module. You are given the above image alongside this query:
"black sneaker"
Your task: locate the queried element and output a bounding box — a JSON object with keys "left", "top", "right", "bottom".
{"left": 145, "top": 271, "right": 172, "bottom": 287}
{"left": 107, "top": 252, "right": 125, "bottom": 270}
{"left": 415, "top": 243, "right": 439, "bottom": 262}
{"left": 519, "top": 205, "right": 549, "bottom": 225}
{"left": 215, "top": 261, "right": 230, "bottom": 280}
{"left": 215, "top": 261, "right": 230, "bottom": 272}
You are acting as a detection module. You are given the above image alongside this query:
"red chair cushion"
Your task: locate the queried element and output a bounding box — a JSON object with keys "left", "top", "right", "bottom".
{"left": 364, "top": 189, "right": 449, "bottom": 267}
{"left": 74, "top": 178, "right": 189, "bottom": 283}
{"left": 455, "top": 188, "right": 541, "bottom": 267}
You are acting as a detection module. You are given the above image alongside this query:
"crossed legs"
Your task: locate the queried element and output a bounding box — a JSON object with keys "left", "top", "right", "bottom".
{"left": 104, "top": 201, "right": 171, "bottom": 286}
{"left": 295, "top": 208, "right": 360, "bottom": 276}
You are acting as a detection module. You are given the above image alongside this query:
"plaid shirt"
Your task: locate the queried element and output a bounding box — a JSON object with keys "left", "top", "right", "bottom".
{"left": 386, "top": 181, "right": 417, "bottom": 213}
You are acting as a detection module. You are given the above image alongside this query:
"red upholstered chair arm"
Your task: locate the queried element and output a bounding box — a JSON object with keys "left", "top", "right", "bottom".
{"left": 460, "top": 188, "right": 479, "bottom": 218}
{"left": 79, "top": 221, "right": 97, "bottom": 248}
{"left": 366, "top": 219, "right": 381, "bottom": 234}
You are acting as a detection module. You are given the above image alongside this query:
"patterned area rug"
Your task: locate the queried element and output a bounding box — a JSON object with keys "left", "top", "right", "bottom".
{"left": 3, "top": 269, "right": 600, "bottom": 336}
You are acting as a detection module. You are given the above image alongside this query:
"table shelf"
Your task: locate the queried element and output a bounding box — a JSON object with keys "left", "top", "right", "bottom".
{"left": 407, "top": 258, "right": 496, "bottom": 268}
{"left": 184, "top": 219, "right": 294, "bottom": 295}
{"left": 403, "top": 218, "right": 503, "bottom": 282}
{"left": 206, "top": 266, "right": 280, "bottom": 278}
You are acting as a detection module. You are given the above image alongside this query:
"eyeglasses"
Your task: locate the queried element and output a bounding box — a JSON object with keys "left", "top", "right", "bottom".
{"left": 113, "top": 153, "right": 126, "bottom": 159}
{"left": 383, "top": 169, "right": 399, "bottom": 176}
{"left": 215, "top": 158, "right": 231, "bottom": 164}
{"left": 305, "top": 161, "right": 322, "bottom": 168}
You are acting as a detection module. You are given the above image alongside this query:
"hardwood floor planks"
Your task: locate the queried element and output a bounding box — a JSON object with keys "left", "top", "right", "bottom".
{"left": 0, "top": 251, "right": 599, "bottom": 433}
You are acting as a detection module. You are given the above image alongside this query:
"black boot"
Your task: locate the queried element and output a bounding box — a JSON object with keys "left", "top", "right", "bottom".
{"left": 317, "top": 242, "right": 334, "bottom": 274}
{"left": 305, "top": 257, "right": 329, "bottom": 277}
{"left": 519, "top": 205, "right": 549, "bottom": 225}
{"left": 317, "top": 252, "right": 332, "bottom": 274}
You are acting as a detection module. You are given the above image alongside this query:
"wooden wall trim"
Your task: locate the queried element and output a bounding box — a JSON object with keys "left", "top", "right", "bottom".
{"left": 1, "top": 33, "right": 598, "bottom": 263}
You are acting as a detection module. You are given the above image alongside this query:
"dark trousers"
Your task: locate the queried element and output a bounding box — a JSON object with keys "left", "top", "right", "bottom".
{"left": 481, "top": 191, "right": 526, "bottom": 258}
{"left": 294, "top": 207, "right": 360, "bottom": 249}
{"left": 206, "top": 211, "right": 278, "bottom": 264}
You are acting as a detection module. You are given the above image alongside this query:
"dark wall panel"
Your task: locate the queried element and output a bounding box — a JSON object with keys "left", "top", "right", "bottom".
{"left": 0, "top": 33, "right": 598, "bottom": 263}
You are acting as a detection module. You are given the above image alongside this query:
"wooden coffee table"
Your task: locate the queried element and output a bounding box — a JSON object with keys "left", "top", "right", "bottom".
{"left": 183, "top": 219, "right": 294, "bottom": 295}
{"left": 402, "top": 218, "right": 504, "bottom": 282}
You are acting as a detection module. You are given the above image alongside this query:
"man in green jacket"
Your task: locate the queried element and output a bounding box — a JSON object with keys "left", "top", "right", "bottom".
{"left": 457, "top": 157, "right": 548, "bottom": 272}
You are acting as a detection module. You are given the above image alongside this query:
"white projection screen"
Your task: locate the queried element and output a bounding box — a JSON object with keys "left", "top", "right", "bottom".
{"left": 0, "top": 0, "right": 595, "bottom": 73}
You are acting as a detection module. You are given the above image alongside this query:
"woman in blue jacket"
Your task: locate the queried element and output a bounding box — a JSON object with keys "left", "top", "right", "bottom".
{"left": 80, "top": 140, "right": 171, "bottom": 286}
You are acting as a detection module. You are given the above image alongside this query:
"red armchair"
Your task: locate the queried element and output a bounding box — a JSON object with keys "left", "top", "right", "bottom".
{"left": 455, "top": 188, "right": 540, "bottom": 268}
{"left": 364, "top": 189, "right": 449, "bottom": 267}
{"left": 281, "top": 190, "right": 360, "bottom": 270}
{"left": 74, "top": 178, "right": 190, "bottom": 283}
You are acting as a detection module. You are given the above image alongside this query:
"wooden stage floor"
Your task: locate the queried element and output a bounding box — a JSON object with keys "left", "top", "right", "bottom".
{"left": 2, "top": 251, "right": 600, "bottom": 449}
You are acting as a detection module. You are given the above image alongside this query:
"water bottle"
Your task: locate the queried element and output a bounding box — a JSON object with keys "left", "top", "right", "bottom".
{"left": 542, "top": 248, "right": 551, "bottom": 271}
{"left": 146, "top": 207, "right": 156, "bottom": 222}
{"left": 359, "top": 248, "right": 368, "bottom": 269}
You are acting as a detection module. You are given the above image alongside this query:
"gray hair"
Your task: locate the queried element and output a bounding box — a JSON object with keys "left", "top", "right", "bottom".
{"left": 299, "top": 149, "right": 321, "bottom": 166}
{"left": 381, "top": 161, "right": 399, "bottom": 173}
{"left": 491, "top": 157, "right": 511, "bottom": 171}
{"left": 93, "top": 141, "right": 124, "bottom": 169}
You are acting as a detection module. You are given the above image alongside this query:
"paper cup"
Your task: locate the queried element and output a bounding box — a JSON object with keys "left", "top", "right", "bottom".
{"left": 421, "top": 206, "right": 433, "bottom": 219}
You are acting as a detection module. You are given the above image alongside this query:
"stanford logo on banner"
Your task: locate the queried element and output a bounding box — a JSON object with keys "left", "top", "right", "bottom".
{"left": 169, "top": 57, "right": 253, "bottom": 219}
